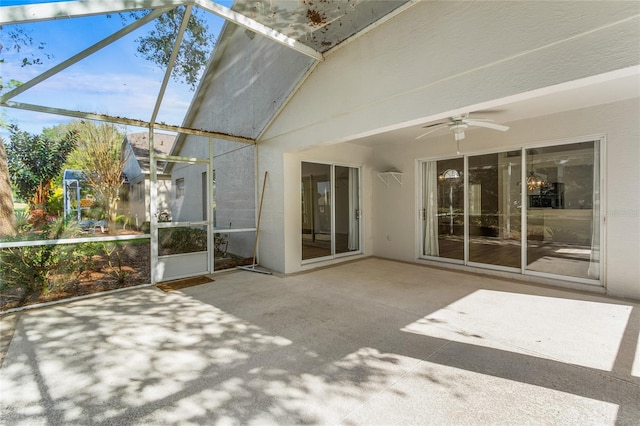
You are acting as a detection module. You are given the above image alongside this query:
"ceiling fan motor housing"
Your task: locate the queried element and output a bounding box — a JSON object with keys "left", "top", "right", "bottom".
{"left": 450, "top": 123, "right": 467, "bottom": 141}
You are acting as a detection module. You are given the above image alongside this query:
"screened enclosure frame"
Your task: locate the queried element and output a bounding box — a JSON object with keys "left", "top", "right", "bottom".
{"left": 0, "top": 1, "right": 419, "bottom": 277}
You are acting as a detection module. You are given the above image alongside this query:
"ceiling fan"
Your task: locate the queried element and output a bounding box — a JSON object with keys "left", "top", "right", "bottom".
{"left": 415, "top": 113, "right": 510, "bottom": 152}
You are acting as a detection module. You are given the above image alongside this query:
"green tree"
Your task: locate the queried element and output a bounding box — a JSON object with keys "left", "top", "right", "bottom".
{"left": 0, "top": 25, "right": 52, "bottom": 69}
{"left": 1, "top": 8, "right": 214, "bottom": 93}
{"left": 4, "top": 125, "right": 77, "bottom": 211}
{"left": 126, "top": 6, "right": 215, "bottom": 90}
{"left": 72, "top": 121, "right": 126, "bottom": 233}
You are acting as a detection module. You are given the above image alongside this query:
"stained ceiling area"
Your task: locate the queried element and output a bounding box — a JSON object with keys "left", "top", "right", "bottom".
{"left": 232, "top": 0, "right": 410, "bottom": 53}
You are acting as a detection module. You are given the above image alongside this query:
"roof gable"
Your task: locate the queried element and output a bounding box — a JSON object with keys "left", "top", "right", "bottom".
{"left": 180, "top": 0, "right": 413, "bottom": 141}
{"left": 124, "top": 132, "right": 176, "bottom": 173}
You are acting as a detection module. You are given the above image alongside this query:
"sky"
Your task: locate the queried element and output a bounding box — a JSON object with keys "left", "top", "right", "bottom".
{"left": 1, "top": 0, "right": 232, "bottom": 137}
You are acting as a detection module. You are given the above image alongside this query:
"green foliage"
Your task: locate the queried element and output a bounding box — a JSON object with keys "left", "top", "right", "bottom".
{"left": 128, "top": 6, "right": 215, "bottom": 90}
{"left": 157, "top": 226, "right": 228, "bottom": 257}
{"left": 141, "top": 221, "right": 151, "bottom": 234}
{"left": 101, "top": 242, "right": 129, "bottom": 285}
{"left": 115, "top": 214, "right": 131, "bottom": 229}
{"left": 13, "top": 210, "right": 31, "bottom": 233}
{"left": 47, "top": 187, "right": 64, "bottom": 217}
{"left": 0, "top": 221, "right": 92, "bottom": 296}
{"left": 214, "top": 233, "right": 228, "bottom": 258}
{"left": 4, "top": 125, "right": 77, "bottom": 209}
{"left": 158, "top": 227, "right": 208, "bottom": 255}
{"left": 28, "top": 209, "right": 48, "bottom": 229}
{"left": 0, "top": 25, "right": 52, "bottom": 69}
{"left": 2, "top": 9, "right": 213, "bottom": 94}
{"left": 86, "top": 207, "right": 105, "bottom": 220}
{"left": 67, "top": 121, "right": 125, "bottom": 233}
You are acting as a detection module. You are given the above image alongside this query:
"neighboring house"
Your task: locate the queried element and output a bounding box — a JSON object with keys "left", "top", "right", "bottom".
{"left": 121, "top": 132, "right": 176, "bottom": 228}
{"left": 168, "top": 137, "right": 256, "bottom": 260}
{"left": 173, "top": 1, "right": 639, "bottom": 299}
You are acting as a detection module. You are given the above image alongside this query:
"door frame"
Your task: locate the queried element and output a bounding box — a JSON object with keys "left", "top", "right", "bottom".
{"left": 301, "top": 161, "right": 363, "bottom": 265}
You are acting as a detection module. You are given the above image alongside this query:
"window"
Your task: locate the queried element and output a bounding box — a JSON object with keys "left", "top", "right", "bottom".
{"left": 176, "top": 178, "right": 185, "bottom": 198}
{"left": 137, "top": 181, "right": 144, "bottom": 201}
{"left": 301, "top": 162, "right": 361, "bottom": 261}
{"left": 421, "top": 139, "right": 601, "bottom": 283}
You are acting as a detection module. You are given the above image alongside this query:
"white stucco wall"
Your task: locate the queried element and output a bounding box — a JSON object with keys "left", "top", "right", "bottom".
{"left": 255, "top": 1, "right": 640, "bottom": 297}
{"left": 171, "top": 161, "right": 208, "bottom": 223}
{"left": 214, "top": 140, "right": 256, "bottom": 259}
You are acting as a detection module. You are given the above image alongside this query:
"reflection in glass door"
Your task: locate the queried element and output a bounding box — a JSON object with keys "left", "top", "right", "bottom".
{"left": 301, "top": 162, "right": 332, "bottom": 260}
{"left": 525, "top": 141, "right": 600, "bottom": 280}
{"left": 468, "top": 151, "right": 521, "bottom": 269}
{"left": 335, "top": 166, "right": 360, "bottom": 255}
{"left": 422, "top": 158, "right": 464, "bottom": 261}
{"left": 301, "top": 162, "right": 360, "bottom": 261}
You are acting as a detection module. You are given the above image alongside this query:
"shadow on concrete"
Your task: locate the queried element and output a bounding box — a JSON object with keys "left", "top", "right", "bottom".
{"left": 1, "top": 258, "right": 638, "bottom": 424}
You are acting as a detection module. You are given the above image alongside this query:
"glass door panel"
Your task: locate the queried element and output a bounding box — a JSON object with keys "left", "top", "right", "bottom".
{"left": 335, "top": 166, "right": 360, "bottom": 255}
{"left": 468, "top": 151, "right": 521, "bottom": 268}
{"left": 526, "top": 141, "right": 600, "bottom": 280}
{"left": 422, "top": 158, "right": 464, "bottom": 261}
{"left": 301, "top": 162, "right": 332, "bottom": 260}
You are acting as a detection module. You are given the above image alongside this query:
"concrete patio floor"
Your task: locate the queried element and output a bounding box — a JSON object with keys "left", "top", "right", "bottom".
{"left": 1, "top": 258, "right": 639, "bottom": 425}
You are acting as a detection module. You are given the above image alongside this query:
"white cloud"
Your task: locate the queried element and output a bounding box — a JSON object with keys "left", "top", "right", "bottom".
{"left": 3, "top": 68, "right": 195, "bottom": 134}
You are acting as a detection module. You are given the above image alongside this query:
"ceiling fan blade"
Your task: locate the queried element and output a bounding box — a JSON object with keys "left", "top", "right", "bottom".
{"left": 415, "top": 124, "right": 448, "bottom": 139}
{"left": 422, "top": 121, "right": 451, "bottom": 129}
{"left": 465, "top": 120, "right": 510, "bottom": 132}
{"left": 464, "top": 117, "right": 492, "bottom": 122}
{"left": 470, "top": 109, "right": 504, "bottom": 115}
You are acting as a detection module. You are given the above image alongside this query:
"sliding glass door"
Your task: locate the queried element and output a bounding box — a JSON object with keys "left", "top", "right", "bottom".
{"left": 422, "top": 158, "right": 464, "bottom": 261}
{"left": 525, "top": 141, "right": 600, "bottom": 280}
{"left": 421, "top": 139, "right": 602, "bottom": 284}
{"left": 301, "top": 162, "right": 360, "bottom": 262}
{"left": 467, "top": 151, "right": 521, "bottom": 269}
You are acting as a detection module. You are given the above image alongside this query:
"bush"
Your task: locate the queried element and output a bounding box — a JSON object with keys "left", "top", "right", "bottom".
{"left": 158, "top": 227, "right": 207, "bottom": 256}
{"left": 0, "top": 219, "right": 94, "bottom": 297}
{"left": 28, "top": 209, "right": 48, "bottom": 229}
{"left": 150, "top": 226, "right": 228, "bottom": 257}
{"left": 141, "top": 221, "right": 151, "bottom": 234}
{"left": 0, "top": 238, "right": 98, "bottom": 296}
{"left": 47, "top": 187, "right": 64, "bottom": 217}
{"left": 214, "top": 233, "right": 228, "bottom": 258}
{"left": 13, "top": 210, "right": 32, "bottom": 233}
